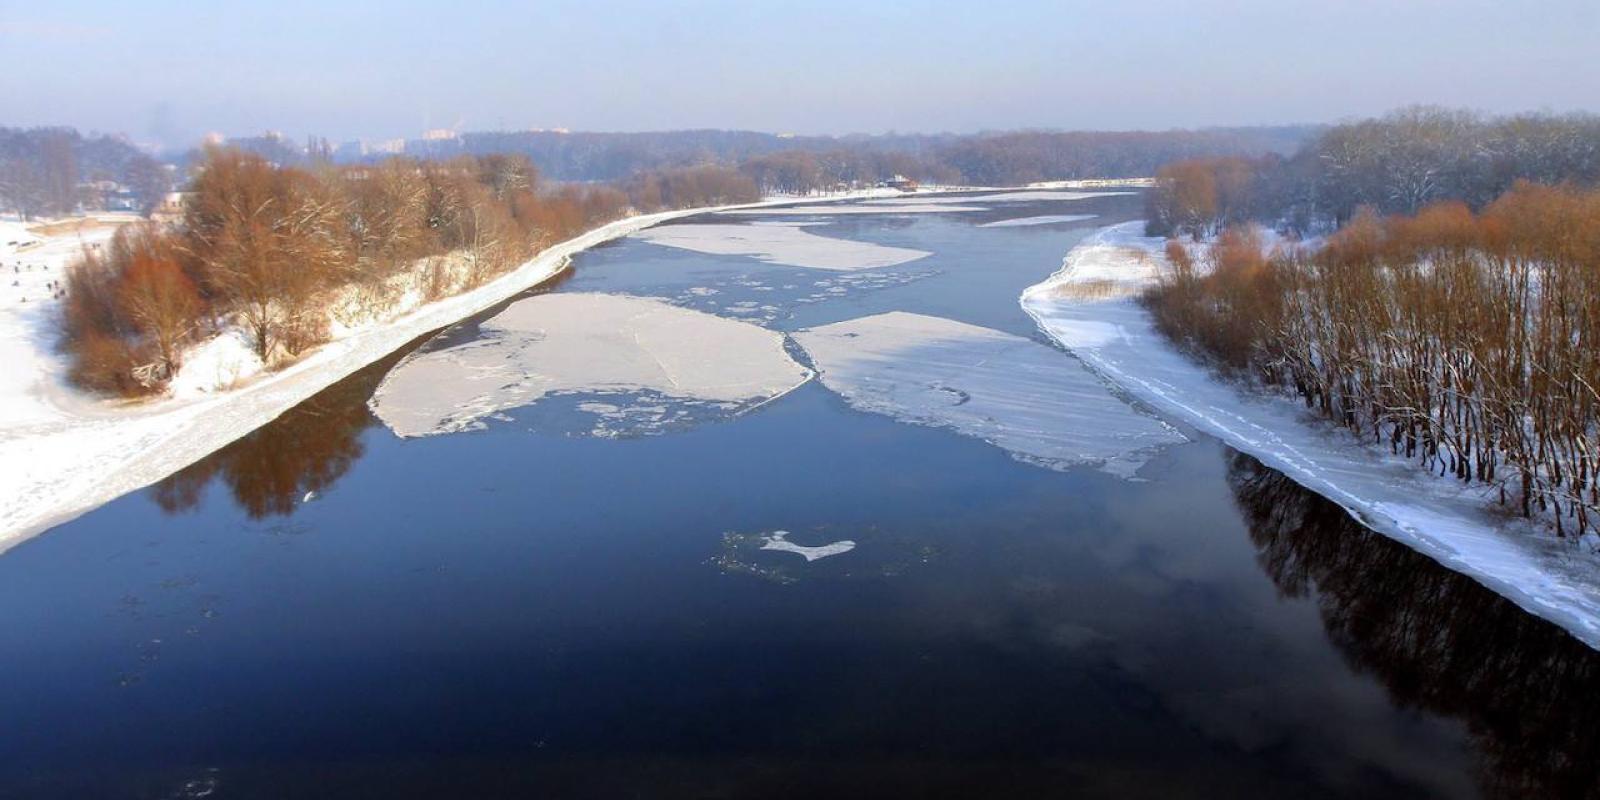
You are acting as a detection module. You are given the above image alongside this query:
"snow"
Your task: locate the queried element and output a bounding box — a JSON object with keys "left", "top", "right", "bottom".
{"left": 794, "top": 311, "right": 1185, "bottom": 477}
{"left": 760, "top": 530, "right": 856, "bottom": 561}
{"left": 634, "top": 221, "right": 931, "bottom": 270}
{"left": 368, "top": 292, "right": 811, "bottom": 438}
{"left": 0, "top": 196, "right": 854, "bottom": 551}
{"left": 1021, "top": 221, "right": 1600, "bottom": 650}
{"left": 166, "top": 329, "right": 265, "bottom": 398}
{"left": 979, "top": 214, "right": 1098, "bottom": 228}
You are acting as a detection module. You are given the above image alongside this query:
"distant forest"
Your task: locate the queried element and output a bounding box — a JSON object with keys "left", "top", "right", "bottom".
{"left": 201, "top": 126, "right": 1315, "bottom": 189}
{"left": 0, "top": 127, "right": 171, "bottom": 218}
{"left": 1143, "top": 107, "right": 1600, "bottom": 236}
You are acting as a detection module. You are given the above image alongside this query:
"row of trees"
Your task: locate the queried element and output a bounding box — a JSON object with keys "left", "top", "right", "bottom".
{"left": 1145, "top": 107, "right": 1600, "bottom": 237}
{"left": 0, "top": 127, "right": 170, "bottom": 218}
{"left": 1146, "top": 183, "right": 1600, "bottom": 536}
{"left": 60, "top": 148, "right": 755, "bottom": 395}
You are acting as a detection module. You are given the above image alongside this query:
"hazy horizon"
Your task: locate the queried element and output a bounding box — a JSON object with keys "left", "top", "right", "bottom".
{"left": 3, "top": 0, "right": 1597, "bottom": 148}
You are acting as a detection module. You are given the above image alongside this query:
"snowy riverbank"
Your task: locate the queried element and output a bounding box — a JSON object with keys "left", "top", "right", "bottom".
{"left": 0, "top": 190, "right": 919, "bottom": 551}
{"left": 1021, "top": 221, "right": 1600, "bottom": 650}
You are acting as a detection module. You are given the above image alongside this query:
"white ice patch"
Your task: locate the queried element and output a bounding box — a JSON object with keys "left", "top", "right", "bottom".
{"left": 760, "top": 530, "right": 856, "bottom": 561}
{"left": 794, "top": 311, "right": 1184, "bottom": 477}
{"left": 720, "top": 203, "right": 988, "bottom": 216}
{"left": 369, "top": 293, "right": 811, "bottom": 438}
{"left": 634, "top": 221, "right": 930, "bottom": 270}
{"left": 868, "top": 191, "right": 1134, "bottom": 205}
{"left": 980, "top": 214, "right": 1098, "bottom": 228}
{"left": 1021, "top": 220, "right": 1600, "bottom": 651}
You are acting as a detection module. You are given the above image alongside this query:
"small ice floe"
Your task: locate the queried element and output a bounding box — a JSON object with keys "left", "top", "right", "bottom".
{"left": 634, "top": 221, "right": 930, "bottom": 270}
{"left": 369, "top": 293, "right": 811, "bottom": 438}
{"left": 759, "top": 530, "right": 856, "bottom": 561}
{"left": 979, "top": 214, "right": 1098, "bottom": 228}
{"left": 794, "top": 312, "right": 1184, "bottom": 477}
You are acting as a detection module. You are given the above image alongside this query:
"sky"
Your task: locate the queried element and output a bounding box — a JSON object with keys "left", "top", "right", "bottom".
{"left": 2, "top": 0, "right": 1597, "bottom": 148}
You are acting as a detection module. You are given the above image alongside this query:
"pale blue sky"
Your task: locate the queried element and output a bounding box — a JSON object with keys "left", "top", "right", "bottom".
{"left": 3, "top": 0, "right": 1596, "bottom": 146}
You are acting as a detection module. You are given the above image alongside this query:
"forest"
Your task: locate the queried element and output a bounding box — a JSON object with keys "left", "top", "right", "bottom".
{"left": 58, "top": 149, "right": 755, "bottom": 395}
{"left": 0, "top": 126, "right": 171, "bottom": 218}
{"left": 1145, "top": 182, "right": 1600, "bottom": 536}
{"left": 1144, "top": 107, "right": 1600, "bottom": 237}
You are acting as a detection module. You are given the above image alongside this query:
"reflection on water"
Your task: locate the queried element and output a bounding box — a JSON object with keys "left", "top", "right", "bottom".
{"left": 1228, "top": 450, "right": 1600, "bottom": 799}
{"left": 150, "top": 352, "right": 389, "bottom": 519}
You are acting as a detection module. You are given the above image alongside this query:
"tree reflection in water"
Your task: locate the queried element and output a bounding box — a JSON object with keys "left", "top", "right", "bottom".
{"left": 148, "top": 347, "right": 402, "bottom": 519}
{"left": 1227, "top": 449, "right": 1600, "bottom": 799}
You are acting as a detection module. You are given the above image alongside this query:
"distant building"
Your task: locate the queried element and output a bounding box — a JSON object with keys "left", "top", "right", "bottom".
{"left": 150, "top": 191, "right": 193, "bottom": 222}
{"left": 884, "top": 175, "right": 919, "bottom": 192}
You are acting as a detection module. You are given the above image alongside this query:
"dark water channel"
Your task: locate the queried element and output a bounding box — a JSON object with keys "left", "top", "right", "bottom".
{"left": 1, "top": 192, "right": 1597, "bottom": 799}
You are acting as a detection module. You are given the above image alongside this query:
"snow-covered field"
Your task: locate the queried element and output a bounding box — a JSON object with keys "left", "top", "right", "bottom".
{"left": 720, "top": 203, "right": 986, "bottom": 215}
{"left": 0, "top": 193, "right": 909, "bottom": 552}
{"left": 369, "top": 293, "right": 811, "bottom": 438}
{"left": 634, "top": 221, "right": 931, "bottom": 269}
{"left": 794, "top": 311, "right": 1185, "bottom": 477}
{"left": 1022, "top": 221, "right": 1600, "bottom": 650}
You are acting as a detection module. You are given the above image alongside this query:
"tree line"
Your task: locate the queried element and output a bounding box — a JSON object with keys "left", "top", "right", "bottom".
{"left": 1145, "top": 107, "right": 1600, "bottom": 237}
{"left": 60, "top": 148, "right": 755, "bottom": 395}
{"left": 1, "top": 126, "right": 171, "bottom": 218}
{"left": 1146, "top": 182, "right": 1600, "bottom": 536}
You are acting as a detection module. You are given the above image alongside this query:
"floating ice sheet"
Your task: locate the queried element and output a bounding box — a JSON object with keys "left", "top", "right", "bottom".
{"left": 760, "top": 530, "right": 856, "bottom": 561}
{"left": 867, "top": 191, "right": 1134, "bottom": 204}
{"left": 633, "top": 221, "right": 930, "bottom": 270}
{"left": 979, "top": 214, "right": 1098, "bottom": 228}
{"left": 794, "top": 311, "right": 1184, "bottom": 477}
{"left": 720, "top": 203, "right": 988, "bottom": 216}
{"left": 370, "top": 293, "right": 811, "bottom": 438}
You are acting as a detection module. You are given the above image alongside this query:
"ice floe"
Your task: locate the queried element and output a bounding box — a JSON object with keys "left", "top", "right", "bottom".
{"left": 867, "top": 191, "right": 1134, "bottom": 205}
{"left": 1021, "top": 221, "right": 1600, "bottom": 650}
{"left": 794, "top": 311, "right": 1184, "bottom": 477}
{"left": 760, "top": 530, "right": 856, "bottom": 561}
{"left": 720, "top": 203, "right": 987, "bottom": 216}
{"left": 369, "top": 293, "right": 811, "bottom": 438}
{"left": 634, "top": 221, "right": 930, "bottom": 270}
{"left": 979, "top": 214, "right": 1098, "bottom": 228}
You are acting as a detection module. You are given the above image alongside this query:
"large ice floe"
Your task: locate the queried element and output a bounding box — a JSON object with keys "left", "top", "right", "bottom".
{"left": 633, "top": 221, "right": 930, "bottom": 270}
{"left": 979, "top": 214, "right": 1098, "bottom": 228}
{"left": 793, "top": 311, "right": 1184, "bottom": 477}
{"left": 1021, "top": 220, "right": 1600, "bottom": 650}
{"left": 370, "top": 293, "right": 811, "bottom": 438}
{"left": 866, "top": 190, "right": 1134, "bottom": 205}
{"left": 719, "top": 203, "right": 988, "bottom": 216}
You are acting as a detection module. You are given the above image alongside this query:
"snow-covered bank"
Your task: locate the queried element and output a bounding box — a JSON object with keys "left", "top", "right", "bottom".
{"left": 1021, "top": 221, "right": 1600, "bottom": 650}
{"left": 369, "top": 293, "right": 810, "bottom": 438}
{"left": 0, "top": 193, "right": 903, "bottom": 551}
{"left": 794, "top": 311, "right": 1185, "bottom": 477}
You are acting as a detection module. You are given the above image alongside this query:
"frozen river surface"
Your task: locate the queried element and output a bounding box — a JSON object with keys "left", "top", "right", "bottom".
{"left": 2, "top": 192, "right": 1597, "bottom": 798}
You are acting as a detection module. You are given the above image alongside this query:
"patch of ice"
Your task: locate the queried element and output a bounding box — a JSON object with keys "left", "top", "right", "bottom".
{"left": 1022, "top": 220, "right": 1600, "bottom": 651}
{"left": 760, "top": 530, "right": 856, "bottom": 561}
{"left": 794, "top": 311, "right": 1184, "bottom": 477}
{"left": 634, "top": 222, "right": 930, "bottom": 270}
{"left": 369, "top": 293, "right": 811, "bottom": 438}
{"left": 868, "top": 191, "right": 1134, "bottom": 205}
{"left": 720, "top": 203, "right": 987, "bottom": 216}
{"left": 980, "top": 214, "right": 1098, "bottom": 228}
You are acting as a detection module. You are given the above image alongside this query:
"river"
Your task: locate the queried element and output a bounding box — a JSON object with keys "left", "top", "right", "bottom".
{"left": 0, "top": 191, "right": 1595, "bottom": 798}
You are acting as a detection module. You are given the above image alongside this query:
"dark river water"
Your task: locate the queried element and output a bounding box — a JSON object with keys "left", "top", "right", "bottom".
{"left": 2, "top": 193, "right": 1598, "bottom": 799}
